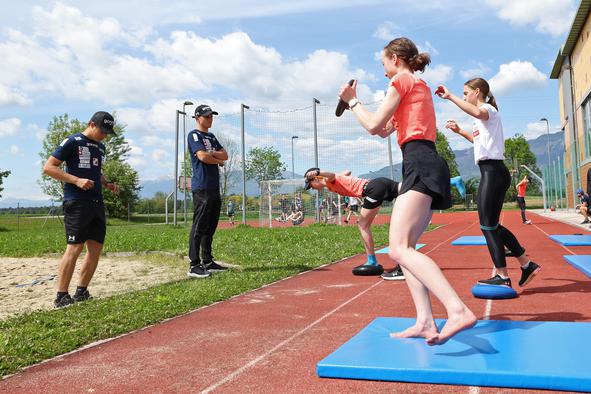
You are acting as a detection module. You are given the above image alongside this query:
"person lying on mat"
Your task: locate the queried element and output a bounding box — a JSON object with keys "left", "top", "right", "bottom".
{"left": 304, "top": 168, "right": 405, "bottom": 280}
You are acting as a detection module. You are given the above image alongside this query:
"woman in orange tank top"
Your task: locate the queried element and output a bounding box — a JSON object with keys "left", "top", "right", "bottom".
{"left": 338, "top": 37, "right": 475, "bottom": 345}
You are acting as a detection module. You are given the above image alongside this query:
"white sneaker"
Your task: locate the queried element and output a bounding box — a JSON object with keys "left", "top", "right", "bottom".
{"left": 523, "top": 220, "right": 532, "bottom": 225}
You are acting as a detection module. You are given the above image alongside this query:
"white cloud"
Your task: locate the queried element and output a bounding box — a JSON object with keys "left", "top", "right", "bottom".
{"left": 485, "top": 0, "right": 576, "bottom": 36}
{"left": 28, "top": 123, "right": 48, "bottom": 141}
{"left": 489, "top": 60, "right": 546, "bottom": 96}
{"left": 0, "top": 85, "right": 30, "bottom": 107}
{"left": 417, "top": 41, "right": 439, "bottom": 56}
{"left": 125, "top": 139, "right": 147, "bottom": 168}
{"left": 0, "top": 118, "right": 21, "bottom": 138}
{"left": 151, "top": 149, "right": 168, "bottom": 161}
{"left": 420, "top": 64, "right": 453, "bottom": 87}
{"left": 373, "top": 21, "right": 401, "bottom": 41}
{"left": 434, "top": 100, "right": 474, "bottom": 151}
{"left": 521, "top": 121, "right": 561, "bottom": 140}
{"left": 0, "top": 3, "right": 372, "bottom": 112}
{"left": 460, "top": 63, "right": 491, "bottom": 79}
{"left": 9, "top": 145, "right": 21, "bottom": 155}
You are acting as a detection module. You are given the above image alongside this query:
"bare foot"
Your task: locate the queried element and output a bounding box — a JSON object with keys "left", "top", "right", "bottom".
{"left": 426, "top": 310, "right": 477, "bottom": 346}
{"left": 390, "top": 321, "right": 439, "bottom": 339}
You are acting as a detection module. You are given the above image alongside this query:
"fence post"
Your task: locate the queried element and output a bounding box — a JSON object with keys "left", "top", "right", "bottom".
{"left": 313, "top": 98, "right": 320, "bottom": 222}
{"left": 241, "top": 103, "right": 249, "bottom": 225}
{"left": 173, "top": 110, "right": 185, "bottom": 226}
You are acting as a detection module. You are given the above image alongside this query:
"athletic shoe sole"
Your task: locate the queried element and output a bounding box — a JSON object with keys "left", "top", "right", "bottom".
{"left": 520, "top": 266, "right": 541, "bottom": 287}
{"left": 381, "top": 273, "right": 405, "bottom": 281}
{"left": 187, "top": 272, "right": 210, "bottom": 278}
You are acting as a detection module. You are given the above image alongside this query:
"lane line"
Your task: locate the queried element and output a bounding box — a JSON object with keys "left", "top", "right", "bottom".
{"left": 203, "top": 214, "right": 480, "bottom": 393}
{"left": 532, "top": 219, "right": 577, "bottom": 255}
{"left": 200, "top": 280, "right": 383, "bottom": 393}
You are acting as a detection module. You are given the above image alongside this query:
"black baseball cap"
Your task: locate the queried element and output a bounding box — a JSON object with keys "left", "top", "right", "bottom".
{"left": 304, "top": 167, "right": 320, "bottom": 190}
{"left": 193, "top": 104, "right": 219, "bottom": 118}
{"left": 90, "top": 111, "right": 116, "bottom": 135}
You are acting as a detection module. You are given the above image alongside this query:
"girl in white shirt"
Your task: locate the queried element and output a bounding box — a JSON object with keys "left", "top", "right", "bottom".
{"left": 436, "top": 78, "right": 541, "bottom": 289}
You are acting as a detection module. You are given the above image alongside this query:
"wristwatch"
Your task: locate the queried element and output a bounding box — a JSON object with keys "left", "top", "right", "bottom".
{"left": 348, "top": 98, "right": 360, "bottom": 110}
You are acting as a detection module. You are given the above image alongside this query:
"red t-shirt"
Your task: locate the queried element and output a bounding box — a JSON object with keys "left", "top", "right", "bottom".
{"left": 517, "top": 182, "right": 527, "bottom": 197}
{"left": 390, "top": 73, "right": 437, "bottom": 146}
{"left": 325, "top": 175, "right": 368, "bottom": 197}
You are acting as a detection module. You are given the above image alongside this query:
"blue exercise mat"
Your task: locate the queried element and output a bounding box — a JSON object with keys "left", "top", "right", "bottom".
{"left": 451, "top": 236, "right": 486, "bottom": 245}
{"left": 317, "top": 317, "right": 591, "bottom": 392}
{"left": 549, "top": 235, "right": 591, "bottom": 246}
{"left": 563, "top": 255, "right": 591, "bottom": 277}
{"left": 376, "top": 244, "right": 425, "bottom": 254}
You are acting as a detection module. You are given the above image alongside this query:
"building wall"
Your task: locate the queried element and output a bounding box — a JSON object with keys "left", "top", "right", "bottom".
{"left": 560, "top": 11, "right": 591, "bottom": 207}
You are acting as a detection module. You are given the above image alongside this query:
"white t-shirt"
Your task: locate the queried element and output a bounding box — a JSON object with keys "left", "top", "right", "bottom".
{"left": 349, "top": 197, "right": 359, "bottom": 206}
{"left": 472, "top": 103, "right": 505, "bottom": 164}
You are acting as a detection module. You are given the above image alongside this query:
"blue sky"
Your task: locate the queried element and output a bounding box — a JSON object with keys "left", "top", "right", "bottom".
{"left": 0, "top": 0, "right": 576, "bottom": 201}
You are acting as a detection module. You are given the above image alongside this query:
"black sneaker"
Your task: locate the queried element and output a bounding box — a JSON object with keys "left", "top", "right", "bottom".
{"left": 478, "top": 274, "right": 512, "bottom": 287}
{"left": 381, "top": 266, "right": 405, "bottom": 281}
{"left": 187, "top": 264, "right": 210, "bottom": 278}
{"left": 72, "top": 290, "right": 93, "bottom": 303}
{"left": 204, "top": 261, "right": 228, "bottom": 272}
{"left": 581, "top": 219, "right": 590, "bottom": 224}
{"left": 54, "top": 294, "right": 75, "bottom": 309}
{"left": 519, "top": 262, "right": 541, "bottom": 287}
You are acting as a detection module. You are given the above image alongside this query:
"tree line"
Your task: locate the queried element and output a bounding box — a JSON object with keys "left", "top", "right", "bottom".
{"left": 0, "top": 114, "right": 540, "bottom": 216}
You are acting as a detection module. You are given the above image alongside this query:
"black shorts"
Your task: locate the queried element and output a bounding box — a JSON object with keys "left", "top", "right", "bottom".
{"left": 63, "top": 200, "right": 106, "bottom": 244}
{"left": 349, "top": 204, "right": 359, "bottom": 212}
{"left": 362, "top": 177, "right": 399, "bottom": 209}
{"left": 399, "top": 140, "right": 451, "bottom": 210}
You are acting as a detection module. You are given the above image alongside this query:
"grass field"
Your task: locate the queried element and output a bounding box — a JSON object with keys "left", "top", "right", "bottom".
{"left": 0, "top": 218, "right": 402, "bottom": 377}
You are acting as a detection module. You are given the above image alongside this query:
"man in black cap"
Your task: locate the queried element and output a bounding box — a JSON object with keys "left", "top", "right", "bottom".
{"left": 43, "top": 111, "right": 120, "bottom": 308}
{"left": 187, "top": 104, "right": 228, "bottom": 278}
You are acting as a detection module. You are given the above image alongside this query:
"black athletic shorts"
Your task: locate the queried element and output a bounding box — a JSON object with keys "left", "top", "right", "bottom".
{"left": 362, "top": 177, "right": 399, "bottom": 210}
{"left": 349, "top": 204, "right": 359, "bottom": 212}
{"left": 399, "top": 140, "right": 451, "bottom": 210}
{"left": 63, "top": 200, "right": 106, "bottom": 244}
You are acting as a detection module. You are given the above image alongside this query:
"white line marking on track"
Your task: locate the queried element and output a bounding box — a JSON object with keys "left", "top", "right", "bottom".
{"left": 199, "top": 280, "right": 384, "bottom": 394}
{"left": 532, "top": 219, "right": 577, "bottom": 255}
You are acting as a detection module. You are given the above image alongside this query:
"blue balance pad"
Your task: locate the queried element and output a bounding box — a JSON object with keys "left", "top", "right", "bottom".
{"left": 376, "top": 244, "right": 425, "bottom": 254}
{"left": 471, "top": 284, "right": 517, "bottom": 299}
{"left": 451, "top": 236, "right": 486, "bottom": 245}
{"left": 317, "top": 317, "right": 591, "bottom": 392}
{"left": 549, "top": 235, "right": 591, "bottom": 246}
{"left": 563, "top": 255, "right": 591, "bottom": 277}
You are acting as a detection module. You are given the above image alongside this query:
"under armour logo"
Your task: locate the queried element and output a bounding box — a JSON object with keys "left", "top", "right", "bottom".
{"left": 68, "top": 235, "right": 76, "bottom": 241}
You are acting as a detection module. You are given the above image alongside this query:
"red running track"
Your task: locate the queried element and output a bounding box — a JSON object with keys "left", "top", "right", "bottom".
{"left": 2, "top": 211, "right": 590, "bottom": 393}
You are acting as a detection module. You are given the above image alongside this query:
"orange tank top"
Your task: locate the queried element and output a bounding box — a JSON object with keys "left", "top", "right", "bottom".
{"left": 390, "top": 73, "right": 437, "bottom": 146}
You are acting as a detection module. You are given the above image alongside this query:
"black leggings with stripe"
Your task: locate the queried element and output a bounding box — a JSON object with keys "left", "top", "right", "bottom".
{"left": 477, "top": 160, "right": 525, "bottom": 268}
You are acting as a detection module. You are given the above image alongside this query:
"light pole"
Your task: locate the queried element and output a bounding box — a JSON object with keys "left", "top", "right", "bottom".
{"left": 291, "top": 136, "right": 299, "bottom": 180}
{"left": 540, "top": 118, "right": 551, "bottom": 207}
{"left": 540, "top": 118, "right": 551, "bottom": 169}
{"left": 182, "top": 101, "right": 193, "bottom": 225}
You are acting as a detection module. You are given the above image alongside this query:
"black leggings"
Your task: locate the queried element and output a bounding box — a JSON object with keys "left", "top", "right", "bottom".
{"left": 477, "top": 160, "right": 525, "bottom": 268}
{"left": 516, "top": 196, "right": 527, "bottom": 222}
